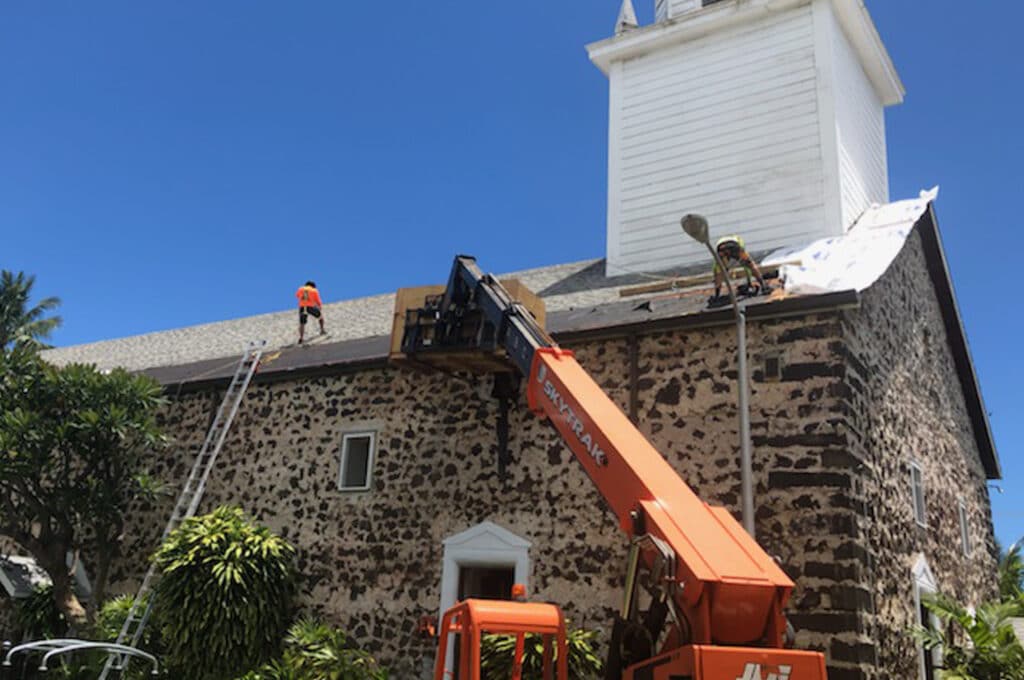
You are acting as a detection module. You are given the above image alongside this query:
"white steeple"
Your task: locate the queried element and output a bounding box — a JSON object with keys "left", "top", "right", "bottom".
{"left": 615, "top": 0, "right": 639, "bottom": 35}
{"left": 587, "top": 0, "right": 905, "bottom": 275}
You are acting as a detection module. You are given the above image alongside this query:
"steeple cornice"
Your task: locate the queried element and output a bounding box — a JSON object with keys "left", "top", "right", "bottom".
{"left": 588, "top": 0, "right": 903, "bottom": 106}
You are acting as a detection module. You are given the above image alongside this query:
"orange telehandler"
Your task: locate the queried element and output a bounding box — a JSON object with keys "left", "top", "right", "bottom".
{"left": 396, "top": 256, "right": 827, "bottom": 680}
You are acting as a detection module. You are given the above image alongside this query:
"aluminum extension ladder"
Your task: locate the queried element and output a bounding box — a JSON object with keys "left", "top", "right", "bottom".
{"left": 98, "top": 340, "right": 267, "bottom": 679}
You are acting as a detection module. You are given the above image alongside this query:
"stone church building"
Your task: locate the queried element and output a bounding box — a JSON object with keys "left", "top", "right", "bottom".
{"left": 4, "top": 1, "right": 1002, "bottom": 679}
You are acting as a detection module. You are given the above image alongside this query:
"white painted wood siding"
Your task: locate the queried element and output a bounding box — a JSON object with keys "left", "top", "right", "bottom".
{"left": 609, "top": 3, "right": 826, "bottom": 274}
{"left": 667, "top": 0, "right": 701, "bottom": 20}
{"left": 656, "top": 0, "right": 700, "bottom": 23}
{"left": 655, "top": 0, "right": 669, "bottom": 23}
{"left": 828, "top": 3, "right": 888, "bottom": 230}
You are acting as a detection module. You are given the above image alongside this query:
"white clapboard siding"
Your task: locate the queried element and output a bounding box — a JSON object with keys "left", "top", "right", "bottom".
{"left": 666, "top": 0, "right": 701, "bottom": 21}
{"left": 593, "top": 0, "right": 901, "bottom": 274}
{"left": 608, "top": 2, "right": 825, "bottom": 273}
{"left": 655, "top": 0, "right": 669, "bottom": 23}
{"left": 828, "top": 3, "right": 888, "bottom": 229}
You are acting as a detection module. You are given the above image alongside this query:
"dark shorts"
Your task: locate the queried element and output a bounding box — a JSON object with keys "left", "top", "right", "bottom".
{"left": 299, "top": 306, "right": 321, "bottom": 324}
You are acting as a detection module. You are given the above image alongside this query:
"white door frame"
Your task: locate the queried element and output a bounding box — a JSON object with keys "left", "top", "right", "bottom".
{"left": 912, "top": 554, "right": 939, "bottom": 680}
{"left": 438, "top": 521, "right": 531, "bottom": 675}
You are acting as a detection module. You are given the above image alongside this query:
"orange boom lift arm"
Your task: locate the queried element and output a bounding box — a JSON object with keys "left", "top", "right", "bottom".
{"left": 400, "top": 256, "right": 826, "bottom": 680}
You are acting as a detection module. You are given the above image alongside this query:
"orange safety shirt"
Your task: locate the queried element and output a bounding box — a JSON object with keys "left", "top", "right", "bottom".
{"left": 296, "top": 286, "right": 322, "bottom": 308}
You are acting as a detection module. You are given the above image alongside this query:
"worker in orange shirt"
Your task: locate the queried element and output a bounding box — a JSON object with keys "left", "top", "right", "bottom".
{"left": 296, "top": 280, "right": 326, "bottom": 344}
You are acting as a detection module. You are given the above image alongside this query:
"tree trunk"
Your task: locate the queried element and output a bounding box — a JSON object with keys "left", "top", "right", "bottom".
{"left": 90, "top": 543, "right": 114, "bottom": 622}
{"left": 50, "top": 566, "right": 88, "bottom": 633}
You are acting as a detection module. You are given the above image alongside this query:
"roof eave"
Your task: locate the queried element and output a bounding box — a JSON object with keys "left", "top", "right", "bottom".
{"left": 832, "top": 0, "right": 905, "bottom": 106}
{"left": 915, "top": 204, "right": 1001, "bottom": 479}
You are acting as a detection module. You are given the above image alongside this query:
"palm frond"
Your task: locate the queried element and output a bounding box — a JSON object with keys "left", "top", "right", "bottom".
{"left": 0, "top": 270, "right": 61, "bottom": 351}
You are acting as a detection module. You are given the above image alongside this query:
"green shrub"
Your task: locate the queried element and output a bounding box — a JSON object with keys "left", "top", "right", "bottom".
{"left": 153, "top": 506, "right": 296, "bottom": 680}
{"left": 480, "top": 626, "right": 603, "bottom": 680}
{"left": 239, "top": 618, "right": 389, "bottom": 680}
{"left": 90, "top": 594, "right": 166, "bottom": 678}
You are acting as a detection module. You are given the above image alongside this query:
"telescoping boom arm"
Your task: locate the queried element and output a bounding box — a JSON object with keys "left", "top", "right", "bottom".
{"left": 400, "top": 256, "right": 826, "bottom": 680}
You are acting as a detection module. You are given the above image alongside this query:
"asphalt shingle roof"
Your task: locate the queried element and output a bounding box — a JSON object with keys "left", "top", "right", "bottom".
{"left": 41, "top": 257, "right": 712, "bottom": 373}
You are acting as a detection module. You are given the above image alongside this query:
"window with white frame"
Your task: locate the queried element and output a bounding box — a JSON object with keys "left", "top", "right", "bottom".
{"left": 958, "top": 499, "right": 971, "bottom": 557}
{"left": 910, "top": 462, "right": 926, "bottom": 527}
{"left": 338, "top": 431, "right": 376, "bottom": 491}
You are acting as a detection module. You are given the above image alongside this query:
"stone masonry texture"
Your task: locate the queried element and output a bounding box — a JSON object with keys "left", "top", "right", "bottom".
{"left": 834, "top": 228, "right": 998, "bottom": 679}
{"left": 0, "top": 227, "right": 998, "bottom": 680}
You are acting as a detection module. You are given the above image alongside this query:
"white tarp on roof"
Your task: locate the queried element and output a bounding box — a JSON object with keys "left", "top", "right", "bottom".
{"left": 762, "top": 187, "right": 939, "bottom": 295}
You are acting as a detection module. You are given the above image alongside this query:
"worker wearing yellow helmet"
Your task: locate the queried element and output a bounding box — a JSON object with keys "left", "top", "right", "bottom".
{"left": 712, "top": 235, "right": 768, "bottom": 299}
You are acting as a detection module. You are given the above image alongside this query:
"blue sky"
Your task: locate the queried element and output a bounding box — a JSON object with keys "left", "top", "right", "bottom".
{"left": 2, "top": 2, "right": 1021, "bottom": 546}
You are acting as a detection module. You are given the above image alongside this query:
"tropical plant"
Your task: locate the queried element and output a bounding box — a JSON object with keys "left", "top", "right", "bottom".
{"left": 95, "top": 593, "right": 162, "bottom": 651}
{"left": 238, "top": 618, "right": 390, "bottom": 680}
{"left": 0, "top": 270, "right": 61, "bottom": 351}
{"left": 0, "top": 349, "right": 166, "bottom": 629}
{"left": 480, "top": 627, "right": 603, "bottom": 680}
{"left": 237, "top": 618, "right": 389, "bottom": 680}
{"left": 153, "top": 506, "right": 296, "bottom": 679}
{"left": 914, "top": 592, "right": 1024, "bottom": 680}
{"left": 999, "top": 540, "right": 1024, "bottom": 604}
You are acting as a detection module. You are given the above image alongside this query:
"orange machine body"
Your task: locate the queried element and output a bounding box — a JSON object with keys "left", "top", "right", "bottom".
{"left": 526, "top": 347, "right": 793, "bottom": 648}
{"left": 400, "top": 256, "right": 828, "bottom": 680}
{"left": 624, "top": 645, "right": 828, "bottom": 680}
{"left": 433, "top": 599, "right": 569, "bottom": 680}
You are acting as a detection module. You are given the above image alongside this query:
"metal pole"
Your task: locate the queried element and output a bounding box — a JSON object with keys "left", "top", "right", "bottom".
{"left": 708, "top": 246, "right": 755, "bottom": 537}
{"left": 736, "top": 307, "right": 754, "bottom": 536}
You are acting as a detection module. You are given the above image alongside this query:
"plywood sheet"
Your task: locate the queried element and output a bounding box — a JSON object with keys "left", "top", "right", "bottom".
{"left": 389, "top": 279, "right": 546, "bottom": 365}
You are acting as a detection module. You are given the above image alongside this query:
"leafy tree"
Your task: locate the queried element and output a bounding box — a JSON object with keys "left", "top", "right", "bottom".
{"left": 237, "top": 618, "right": 389, "bottom": 680}
{"left": 480, "top": 627, "right": 603, "bottom": 680}
{"left": 914, "top": 592, "right": 1024, "bottom": 680}
{"left": 153, "top": 506, "right": 296, "bottom": 680}
{"left": 0, "top": 349, "right": 166, "bottom": 629}
{"left": 0, "top": 270, "right": 61, "bottom": 351}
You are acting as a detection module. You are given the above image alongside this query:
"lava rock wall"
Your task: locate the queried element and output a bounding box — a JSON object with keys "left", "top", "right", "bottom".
{"left": 95, "top": 228, "right": 996, "bottom": 678}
